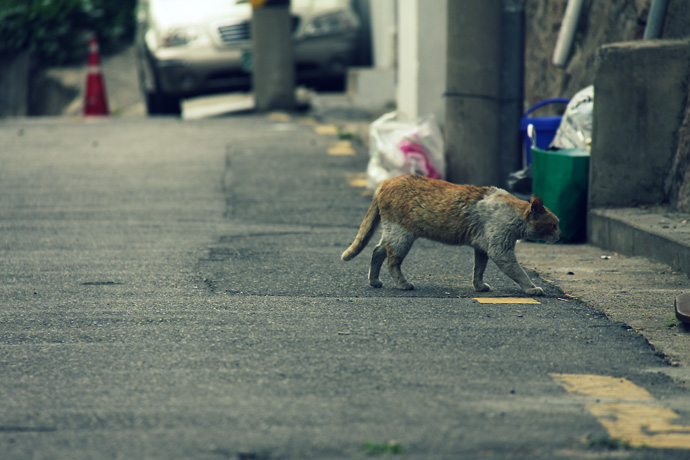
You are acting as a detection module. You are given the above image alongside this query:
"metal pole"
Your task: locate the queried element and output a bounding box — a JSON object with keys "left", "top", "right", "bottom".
{"left": 643, "top": 0, "right": 669, "bottom": 39}
{"left": 552, "top": 0, "right": 584, "bottom": 67}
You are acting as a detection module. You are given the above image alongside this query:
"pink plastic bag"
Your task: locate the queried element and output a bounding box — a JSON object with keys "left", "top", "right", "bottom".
{"left": 366, "top": 112, "right": 445, "bottom": 190}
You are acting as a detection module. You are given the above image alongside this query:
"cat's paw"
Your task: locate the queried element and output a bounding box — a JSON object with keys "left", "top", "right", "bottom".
{"left": 524, "top": 286, "right": 544, "bottom": 296}
{"left": 397, "top": 282, "right": 415, "bottom": 291}
{"left": 370, "top": 279, "right": 383, "bottom": 288}
{"left": 474, "top": 282, "right": 491, "bottom": 292}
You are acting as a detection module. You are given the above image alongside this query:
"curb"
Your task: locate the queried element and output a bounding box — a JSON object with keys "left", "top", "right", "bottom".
{"left": 589, "top": 207, "right": 690, "bottom": 275}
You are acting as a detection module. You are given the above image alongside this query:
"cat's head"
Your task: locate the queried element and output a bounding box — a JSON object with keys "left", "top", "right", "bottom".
{"left": 524, "top": 195, "right": 561, "bottom": 243}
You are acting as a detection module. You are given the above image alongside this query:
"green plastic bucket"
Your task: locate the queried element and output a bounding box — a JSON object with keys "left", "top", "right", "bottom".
{"left": 531, "top": 146, "right": 590, "bottom": 243}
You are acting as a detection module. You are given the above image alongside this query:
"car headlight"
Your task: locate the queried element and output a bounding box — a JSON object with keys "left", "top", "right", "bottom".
{"left": 303, "top": 11, "right": 357, "bottom": 37}
{"left": 159, "top": 25, "right": 207, "bottom": 47}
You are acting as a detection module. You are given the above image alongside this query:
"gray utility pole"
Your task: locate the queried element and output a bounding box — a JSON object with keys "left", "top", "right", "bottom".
{"left": 499, "top": 0, "right": 525, "bottom": 184}
{"left": 445, "top": 0, "right": 503, "bottom": 186}
{"left": 251, "top": 0, "right": 295, "bottom": 111}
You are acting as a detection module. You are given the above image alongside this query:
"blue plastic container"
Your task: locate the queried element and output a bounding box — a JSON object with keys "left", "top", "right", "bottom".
{"left": 519, "top": 98, "right": 570, "bottom": 166}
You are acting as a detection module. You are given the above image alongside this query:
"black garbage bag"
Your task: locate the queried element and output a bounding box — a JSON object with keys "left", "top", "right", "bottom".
{"left": 507, "top": 165, "right": 532, "bottom": 199}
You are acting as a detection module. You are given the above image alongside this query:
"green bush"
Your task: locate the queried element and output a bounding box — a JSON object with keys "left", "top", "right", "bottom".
{"left": 0, "top": 0, "right": 136, "bottom": 65}
{"left": 87, "top": 0, "right": 138, "bottom": 54}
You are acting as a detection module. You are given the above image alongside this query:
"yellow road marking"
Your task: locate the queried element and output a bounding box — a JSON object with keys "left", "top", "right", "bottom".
{"left": 551, "top": 373, "right": 654, "bottom": 401}
{"left": 473, "top": 297, "right": 540, "bottom": 304}
{"left": 346, "top": 172, "right": 367, "bottom": 188}
{"left": 328, "top": 140, "right": 355, "bottom": 156}
{"left": 267, "top": 112, "right": 291, "bottom": 123}
{"left": 315, "top": 124, "right": 338, "bottom": 135}
{"left": 298, "top": 116, "right": 317, "bottom": 125}
{"left": 551, "top": 373, "right": 690, "bottom": 449}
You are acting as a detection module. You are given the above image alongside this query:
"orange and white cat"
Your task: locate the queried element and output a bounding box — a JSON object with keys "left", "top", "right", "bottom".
{"left": 342, "top": 174, "right": 561, "bottom": 296}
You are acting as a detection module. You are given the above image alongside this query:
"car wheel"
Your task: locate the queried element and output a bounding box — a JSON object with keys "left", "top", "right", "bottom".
{"left": 145, "top": 91, "right": 181, "bottom": 116}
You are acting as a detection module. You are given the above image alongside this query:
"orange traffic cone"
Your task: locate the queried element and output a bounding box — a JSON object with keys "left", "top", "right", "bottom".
{"left": 83, "top": 37, "right": 109, "bottom": 116}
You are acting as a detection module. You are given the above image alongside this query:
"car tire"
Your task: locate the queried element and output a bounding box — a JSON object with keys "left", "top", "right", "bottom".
{"left": 145, "top": 91, "right": 181, "bottom": 116}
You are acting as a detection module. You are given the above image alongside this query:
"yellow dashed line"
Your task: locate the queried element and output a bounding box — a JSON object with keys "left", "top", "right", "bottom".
{"left": 298, "top": 116, "right": 317, "bottom": 125}
{"left": 267, "top": 112, "right": 291, "bottom": 123}
{"left": 315, "top": 124, "right": 338, "bottom": 135}
{"left": 551, "top": 373, "right": 690, "bottom": 449}
{"left": 473, "top": 297, "right": 541, "bottom": 304}
{"left": 346, "top": 172, "right": 367, "bottom": 188}
{"left": 313, "top": 123, "right": 364, "bottom": 191}
{"left": 551, "top": 373, "right": 654, "bottom": 401}
{"left": 328, "top": 140, "right": 355, "bottom": 156}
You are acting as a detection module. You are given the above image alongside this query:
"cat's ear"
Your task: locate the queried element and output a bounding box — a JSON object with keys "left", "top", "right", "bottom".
{"left": 529, "top": 195, "right": 546, "bottom": 216}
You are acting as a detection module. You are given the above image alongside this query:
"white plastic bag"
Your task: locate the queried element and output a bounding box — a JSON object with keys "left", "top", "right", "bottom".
{"left": 551, "top": 85, "right": 594, "bottom": 150}
{"left": 366, "top": 112, "right": 445, "bottom": 190}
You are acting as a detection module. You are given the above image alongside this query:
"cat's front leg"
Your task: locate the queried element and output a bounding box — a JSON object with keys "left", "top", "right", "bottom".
{"left": 524, "top": 286, "right": 544, "bottom": 296}
{"left": 472, "top": 248, "right": 491, "bottom": 292}
{"left": 489, "top": 248, "right": 544, "bottom": 296}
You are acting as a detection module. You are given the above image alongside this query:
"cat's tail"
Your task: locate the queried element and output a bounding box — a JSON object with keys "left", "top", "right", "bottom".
{"left": 341, "top": 192, "right": 381, "bottom": 261}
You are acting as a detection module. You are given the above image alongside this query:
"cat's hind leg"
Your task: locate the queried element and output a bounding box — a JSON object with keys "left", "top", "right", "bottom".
{"left": 472, "top": 248, "right": 491, "bottom": 292}
{"left": 383, "top": 223, "right": 416, "bottom": 290}
{"left": 368, "top": 241, "right": 387, "bottom": 288}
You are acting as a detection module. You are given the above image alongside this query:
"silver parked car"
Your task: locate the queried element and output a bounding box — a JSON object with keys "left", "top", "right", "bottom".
{"left": 136, "top": 0, "right": 360, "bottom": 114}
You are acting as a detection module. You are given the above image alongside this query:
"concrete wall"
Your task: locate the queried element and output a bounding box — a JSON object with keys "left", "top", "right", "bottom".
{"left": 396, "top": 0, "right": 447, "bottom": 123}
{"left": 370, "top": 0, "right": 396, "bottom": 69}
{"left": 523, "top": 0, "right": 690, "bottom": 113}
{"left": 666, "top": 89, "right": 690, "bottom": 212}
{"left": 588, "top": 39, "right": 690, "bottom": 208}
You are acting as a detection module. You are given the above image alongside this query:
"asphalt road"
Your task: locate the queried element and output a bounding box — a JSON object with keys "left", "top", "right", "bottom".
{"left": 1, "top": 116, "right": 689, "bottom": 459}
